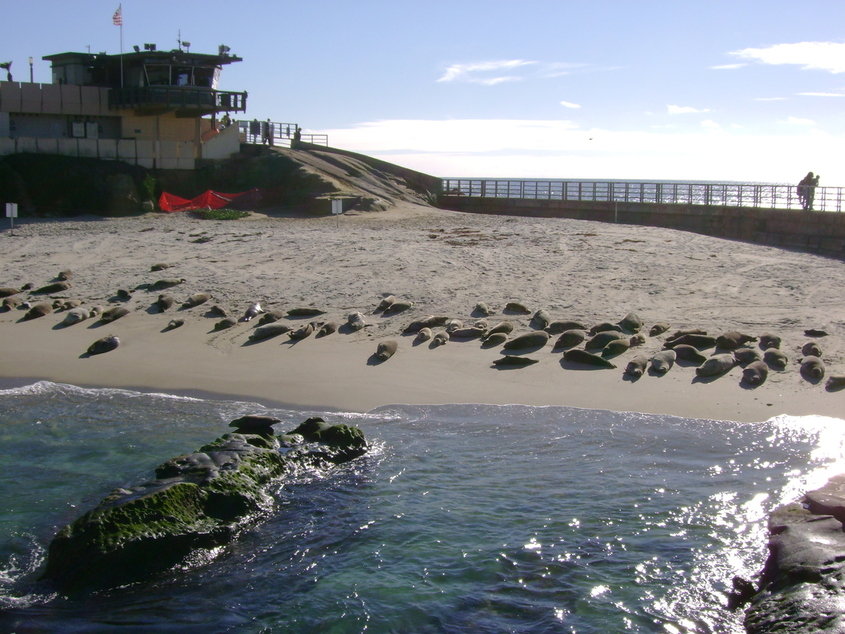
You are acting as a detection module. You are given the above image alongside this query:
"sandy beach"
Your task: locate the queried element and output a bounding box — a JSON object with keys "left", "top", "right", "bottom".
{"left": 1, "top": 202, "right": 843, "bottom": 423}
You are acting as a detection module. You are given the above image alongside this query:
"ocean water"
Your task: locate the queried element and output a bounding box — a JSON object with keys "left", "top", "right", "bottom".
{"left": 0, "top": 382, "right": 843, "bottom": 633}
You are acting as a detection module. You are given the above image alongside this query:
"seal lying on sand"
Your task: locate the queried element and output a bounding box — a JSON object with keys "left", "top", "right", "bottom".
{"left": 61, "top": 307, "right": 91, "bottom": 326}
{"left": 0, "top": 287, "right": 21, "bottom": 298}
{"left": 182, "top": 293, "right": 212, "bottom": 309}
{"left": 375, "top": 340, "right": 398, "bottom": 361}
{"left": 481, "top": 332, "right": 509, "bottom": 348}
{"left": 624, "top": 355, "right": 649, "bottom": 378}
{"left": 415, "top": 327, "right": 433, "bottom": 343}
{"left": 493, "top": 355, "right": 539, "bottom": 368}
{"left": 155, "top": 294, "right": 175, "bottom": 312}
{"left": 474, "top": 302, "right": 494, "bottom": 316}
{"left": 150, "top": 278, "right": 185, "bottom": 291}
{"left": 531, "top": 309, "right": 551, "bottom": 329}
{"left": 249, "top": 323, "right": 291, "bottom": 341}
{"left": 546, "top": 320, "right": 588, "bottom": 335}
{"left": 503, "top": 331, "right": 549, "bottom": 350}
{"left": 673, "top": 344, "right": 708, "bottom": 365}
{"left": 485, "top": 321, "right": 515, "bottom": 338}
{"left": 553, "top": 329, "right": 588, "bottom": 350}
{"left": 563, "top": 349, "right": 616, "bottom": 369}
{"left": 715, "top": 331, "right": 757, "bottom": 350}
{"left": 376, "top": 295, "right": 396, "bottom": 312}
{"left": 741, "top": 360, "right": 768, "bottom": 386}
{"left": 382, "top": 301, "right": 414, "bottom": 315}
{"left": 802, "top": 341, "right": 822, "bottom": 357}
{"left": 601, "top": 334, "right": 645, "bottom": 358}
{"left": 649, "top": 322, "right": 670, "bottom": 336}
{"left": 696, "top": 354, "right": 737, "bottom": 378}
{"left": 289, "top": 322, "right": 315, "bottom": 340}
{"left": 33, "top": 281, "right": 71, "bottom": 294}
{"left": 585, "top": 331, "right": 626, "bottom": 351}
{"left": 240, "top": 303, "right": 263, "bottom": 322}
{"left": 258, "top": 309, "right": 286, "bottom": 325}
{"left": 22, "top": 302, "right": 53, "bottom": 321}
{"left": 504, "top": 301, "right": 531, "bottom": 314}
{"left": 100, "top": 306, "right": 129, "bottom": 323}
{"left": 87, "top": 335, "right": 119, "bottom": 355}
{"left": 733, "top": 347, "right": 761, "bottom": 367}
{"left": 287, "top": 307, "right": 325, "bottom": 317}
{"left": 164, "top": 319, "right": 184, "bottom": 331}
{"left": 347, "top": 312, "right": 368, "bottom": 331}
{"left": 618, "top": 312, "right": 643, "bottom": 333}
{"left": 664, "top": 334, "right": 717, "bottom": 350}
{"left": 800, "top": 356, "right": 825, "bottom": 381}
{"left": 764, "top": 348, "right": 788, "bottom": 370}
{"left": 316, "top": 322, "right": 338, "bottom": 337}
{"left": 650, "top": 350, "right": 676, "bottom": 374}
{"left": 758, "top": 334, "right": 781, "bottom": 350}
{"left": 432, "top": 331, "right": 449, "bottom": 347}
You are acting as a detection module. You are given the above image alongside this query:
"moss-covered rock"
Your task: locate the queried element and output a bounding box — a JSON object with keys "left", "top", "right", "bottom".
{"left": 42, "top": 419, "right": 367, "bottom": 593}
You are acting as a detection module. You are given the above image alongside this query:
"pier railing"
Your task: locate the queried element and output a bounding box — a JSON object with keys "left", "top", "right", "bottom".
{"left": 441, "top": 179, "right": 845, "bottom": 212}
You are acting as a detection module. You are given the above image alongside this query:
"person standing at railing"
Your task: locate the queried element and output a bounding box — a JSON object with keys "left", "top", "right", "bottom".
{"left": 808, "top": 174, "right": 820, "bottom": 210}
{"left": 797, "top": 171, "right": 814, "bottom": 210}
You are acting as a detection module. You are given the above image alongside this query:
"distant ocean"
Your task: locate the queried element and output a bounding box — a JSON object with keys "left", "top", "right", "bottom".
{"left": 1, "top": 381, "right": 842, "bottom": 633}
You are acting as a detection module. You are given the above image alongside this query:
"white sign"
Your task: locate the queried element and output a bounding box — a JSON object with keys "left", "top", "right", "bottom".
{"left": 331, "top": 199, "right": 343, "bottom": 215}
{"left": 5, "top": 203, "right": 18, "bottom": 218}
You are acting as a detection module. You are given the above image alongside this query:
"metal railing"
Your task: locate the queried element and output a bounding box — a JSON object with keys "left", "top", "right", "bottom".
{"left": 110, "top": 87, "right": 247, "bottom": 113}
{"left": 441, "top": 178, "right": 845, "bottom": 212}
{"left": 236, "top": 120, "right": 328, "bottom": 147}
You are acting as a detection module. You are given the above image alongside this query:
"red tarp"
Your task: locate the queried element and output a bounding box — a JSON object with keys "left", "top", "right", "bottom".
{"left": 158, "top": 188, "right": 262, "bottom": 212}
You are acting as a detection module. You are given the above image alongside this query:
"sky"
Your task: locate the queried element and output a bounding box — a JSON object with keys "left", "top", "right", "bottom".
{"left": 2, "top": 0, "right": 845, "bottom": 183}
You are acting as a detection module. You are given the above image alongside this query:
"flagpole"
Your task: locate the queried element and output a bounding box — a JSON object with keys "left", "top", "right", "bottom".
{"left": 119, "top": 4, "right": 124, "bottom": 87}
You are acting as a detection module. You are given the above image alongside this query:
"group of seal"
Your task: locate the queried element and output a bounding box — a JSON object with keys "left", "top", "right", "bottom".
{"left": 3, "top": 273, "right": 843, "bottom": 392}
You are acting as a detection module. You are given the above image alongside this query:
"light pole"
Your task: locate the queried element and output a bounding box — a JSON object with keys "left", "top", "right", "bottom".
{"left": 28, "top": 57, "right": 33, "bottom": 83}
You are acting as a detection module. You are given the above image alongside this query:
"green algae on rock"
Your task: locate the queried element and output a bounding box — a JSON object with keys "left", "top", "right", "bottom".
{"left": 41, "top": 418, "right": 367, "bottom": 594}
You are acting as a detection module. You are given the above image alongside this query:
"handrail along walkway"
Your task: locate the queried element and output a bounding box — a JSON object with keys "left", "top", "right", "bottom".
{"left": 441, "top": 178, "right": 845, "bottom": 212}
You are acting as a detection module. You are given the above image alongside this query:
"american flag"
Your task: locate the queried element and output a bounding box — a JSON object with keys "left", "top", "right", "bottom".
{"left": 112, "top": 5, "right": 122, "bottom": 26}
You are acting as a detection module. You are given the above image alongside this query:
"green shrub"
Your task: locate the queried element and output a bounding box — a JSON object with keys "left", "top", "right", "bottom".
{"left": 192, "top": 208, "right": 250, "bottom": 220}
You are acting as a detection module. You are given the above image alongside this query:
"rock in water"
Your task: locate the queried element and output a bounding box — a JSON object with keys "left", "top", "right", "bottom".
{"left": 41, "top": 420, "right": 367, "bottom": 593}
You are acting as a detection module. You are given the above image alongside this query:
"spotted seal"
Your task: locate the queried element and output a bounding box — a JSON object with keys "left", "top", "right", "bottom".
{"left": 733, "top": 347, "right": 762, "bottom": 367}
{"left": 33, "top": 281, "right": 71, "bottom": 294}
{"left": 741, "top": 360, "right": 768, "bottom": 386}
{"left": 695, "top": 354, "right": 737, "bottom": 378}
{"left": 87, "top": 335, "right": 120, "bottom": 355}
{"left": 289, "top": 322, "right": 316, "bottom": 340}
{"left": 376, "top": 295, "right": 396, "bottom": 311}
{"left": 801, "top": 341, "right": 822, "bottom": 357}
{"left": 61, "top": 307, "right": 91, "bottom": 326}
{"left": 347, "top": 312, "right": 368, "bottom": 331}
{"left": 100, "top": 306, "right": 129, "bottom": 323}
{"left": 249, "top": 323, "right": 292, "bottom": 341}
{"left": 316, "top": 321, "right": 338, "bottom": 337}
{"left": 618, "top": 312, "right": 643, "bottom": 333}
{"left": 375, "top": 340, "right": 398, "bottom": 361}
{"left": 649, "top": 350, "right": 676, "bottom": 374}
{"left": 763, "top": 348, "right": 788, "bottom": 370}
{"left": 584, "top": 331, "right": 626, "bottom": 351}
{"left": 546, "top": 320, "right": 588, "bottom": 335}
{"left": 22, "top": 302, "right": 53, "bottom": 321}
{"left": 155, "top": 294, "right": 175, "bottom": 312}
{"left": 758, "top": 334, "right": 781, "bottom": 350}
{"left": 552, "top": 329, "right": 588, "bottom": 350}
{"left": 150, "top": 278, "right": 185, "bottom": 291}
{"left": 649, "top": 322, "right": 670, "bottom": 337}
{"left": 382, "top": 301, "right": 414, "bottom": 315}
{"left": 240, "top": 303, "right": 263, "bottom": 322}
{"left": 504, "top": 301, "right": 531, "bottom": 314}
{"left": 503, "top": 331, "right": 549, "bottom": 350}
{"left": 673, "top": 344, "right": 708, "bottom": 365}
{"left": 563, "top": 349, "right": 616, "bottom": 369}
{"left": 531, "top": 309, "right": 551, "bottom": 329}
{"left": 800, "top": 356, "right": 825, "bottom": 381}
{"left": 624, "top": 355, "right": 649, "bottom": 378}
{"left": 182, "top": 293, "right": 212, "bottom": 309}
{"left": 474, "top": 302, "right": 494, "bottom": 316}
{"left": 492, "top": 355, "right": 539, "bottom": 368}
{"left": 432, "top": 331, "right": 450, "bottom": 346}
{"left": 715, "top": 331, "right": 757, "bottom": 350}
{"left": 481, "top": 332, "right": 508, "bottom": 348}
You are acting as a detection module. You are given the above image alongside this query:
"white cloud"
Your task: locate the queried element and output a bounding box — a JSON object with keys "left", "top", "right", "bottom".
{"left": 782, "top": 116, "right": 816, "bottom": 126}
{"left": 798, "top": 91, "right": 845, "bottom": 97}
{"left": 667, "top": 104, "right": 711, "bottom": 115}
{"left": 700, "top": 119, "right": 721, "bottom": 130}
{"left": 437, "top": 60, "right": 536, "bottom": 84}
{"left": 730, "top": 41, "right": 845, "bottom": 74}
{"left": 559, "top": 100, "right": 581, "bottom": 109}
{"left": 754, "top": 96, "right": 787, "bottom": 101}
{"left": 710, "top": 63, "right": 746, "bottom": 70}
{"left": 320, "top": 118, "right": 845, "bottom": 184}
